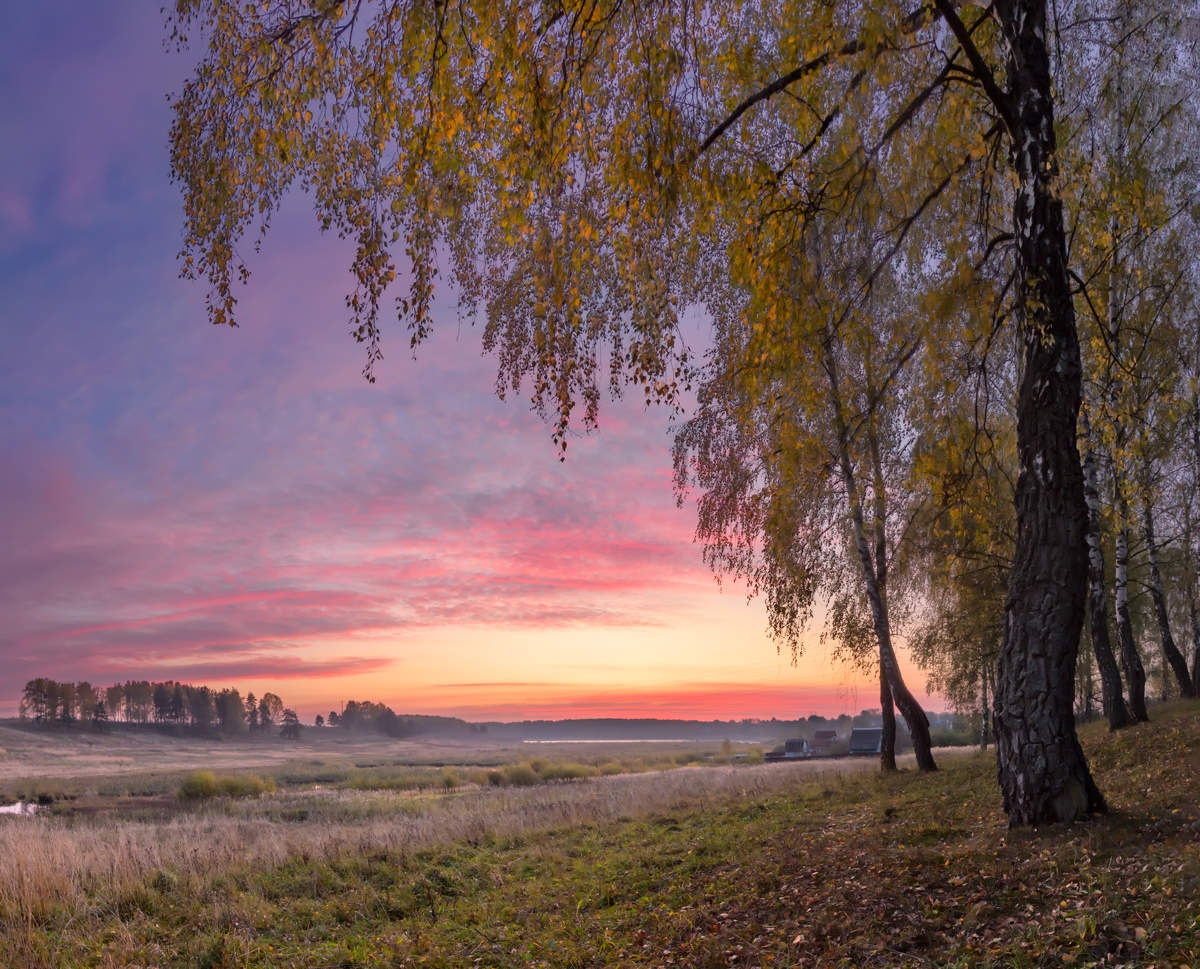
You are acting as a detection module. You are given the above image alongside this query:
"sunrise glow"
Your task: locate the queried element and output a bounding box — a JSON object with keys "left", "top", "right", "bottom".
{"left": 0, "top": 4, "right": 937, "bottom": 724}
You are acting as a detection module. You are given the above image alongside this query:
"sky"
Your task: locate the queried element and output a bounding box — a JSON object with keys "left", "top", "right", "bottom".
{"left": 0, "top": 2, "right": 938, "bottom": 722}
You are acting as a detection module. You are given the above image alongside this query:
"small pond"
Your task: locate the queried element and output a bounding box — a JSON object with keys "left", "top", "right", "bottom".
{"left": 0, "top": 800, "right": 39, "bottom": 816}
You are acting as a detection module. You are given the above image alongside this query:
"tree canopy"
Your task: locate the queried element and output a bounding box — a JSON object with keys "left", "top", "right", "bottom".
{"left": 169, "top": 1, "right": 1007, "bottom": 443}
{"left": 166, "top": 0, "right": 1200, "bottom": 824}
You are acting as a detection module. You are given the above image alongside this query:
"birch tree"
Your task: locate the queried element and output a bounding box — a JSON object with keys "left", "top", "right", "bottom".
{"left": 672, "top": 229, "right": 946, "bottom": 773}
{"left": 1066, "top": 0, "right": 1200, "bottom": 708}
{"left": 1182, "top": 353, "right": 1200, "bottom": 693}
{"left": 908, "top": 324, "right": 1017, "bottom": 746}
{"left": 167, "top": 0, "right": 1152, "bottom": 823}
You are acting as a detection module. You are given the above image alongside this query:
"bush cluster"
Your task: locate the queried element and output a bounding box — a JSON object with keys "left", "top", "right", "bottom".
{"left": 472, "top": 760, "right": 601, "bottom": 787}
{"left": 178, "top": 770, "right": 276, "bottom": 800}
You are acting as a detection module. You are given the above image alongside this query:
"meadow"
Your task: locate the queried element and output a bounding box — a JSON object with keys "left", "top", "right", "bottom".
{"left": 0, "top": 707, "right": 1196, "bottom": 968}
{"left": 0, "top": 722, "right": 783, "bottom": 803}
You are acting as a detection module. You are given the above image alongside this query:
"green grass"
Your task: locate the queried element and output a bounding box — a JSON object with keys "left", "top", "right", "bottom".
{"left": 6, "top": 702, "right": 1199, "bottom": 968}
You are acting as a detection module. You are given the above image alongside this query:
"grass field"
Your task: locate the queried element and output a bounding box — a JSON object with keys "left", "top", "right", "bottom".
{"left": 0, "top": 721, "right": 550, "bottom": 785}
{"left": 0, "top": 722, "right": 774, "bottom": 800}
{"left": 1, "top": 705, "right": 1197, "bottom": 968}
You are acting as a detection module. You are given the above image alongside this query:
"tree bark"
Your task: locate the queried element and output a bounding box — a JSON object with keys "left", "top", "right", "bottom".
{"left": 991, "top": 0, "right": 1105, "bottom": 826}
{"left": 1080, "top": 411, "right": 1131, "bottom": 729}
{"left": 1114, "top": 492, "right": 1150, "bottom": 721}
{"left": 880, "top": 670, "right": 897, "bottom": 772}
{"left": 1142, "top": 498, "right": 1195, "bottom": 698}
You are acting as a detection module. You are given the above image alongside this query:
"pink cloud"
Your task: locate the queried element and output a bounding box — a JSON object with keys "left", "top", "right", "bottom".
{"left": 122, "top": 654, "right": 395, "bottom": 683}
{"left": 0, "top": 377, "right": 720, "bottom": 703}
{"left": 0, "top": 6, "right": 939, "bottom": 725}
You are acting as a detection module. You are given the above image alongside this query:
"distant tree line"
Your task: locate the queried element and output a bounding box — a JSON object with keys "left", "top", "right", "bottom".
{"left": 18, "top": 678, "right": 972, "bottom": 745}
{"left": 323, "top": 701, "right": 487, "bottom": 739}
{"left": 19, "top": 678, "right": 302, "bottom": 738}
{"left": 475, "top": 712, "right": 965, "bottom": 743}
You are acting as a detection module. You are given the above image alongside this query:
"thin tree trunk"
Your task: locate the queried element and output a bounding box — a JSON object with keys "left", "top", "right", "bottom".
{"left": 991, "top": 0, "right": 1105, "bottom": 825}
{"left": 1077, "top": 636, "right": 1097, "bottom": 720}
{"left": 1191, "top": 602, "right": 1200, "bottom": 697}
{"left": 1189, "top": 392, "right": 1200, "bottom": 696}
{"left": 868, "top": 412, "right": 896, "bottom": 760}
{"left": 1114, "top": 490, "right": 1150, "bottom": 720}
{"left": 864, "top": 386, "right": 934, "bottom": 771}
{"left": 979, "top": 664, "right": 989, "bottom": 750}
{"left": 1187, "top": 481, "right": 1200, "bottom": 697}
{"left": 822, "top": 337, "right": 937, "bottom": 772}
{"left": 1080, "top": 409, "right": 1131, "bottom": 728}
{"left": 1096, "top": 16, "right": 1148, "bottom": 723}
{"left": 1143, "top": 497, "right": 1195, "bottom": 697}
{"left": 880, "top": 669, "right": 897, "bottom": 772}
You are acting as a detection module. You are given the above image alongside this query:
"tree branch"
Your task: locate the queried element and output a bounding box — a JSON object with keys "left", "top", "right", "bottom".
{"left": 699, "top": 2, "right": 949, "bottom": 153}
{"left": 930, "top": 0, "right": 1016, "bottom": 136}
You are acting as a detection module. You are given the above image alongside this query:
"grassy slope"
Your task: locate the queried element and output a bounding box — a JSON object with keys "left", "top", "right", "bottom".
{"left": 13, "top": 703, "right": 1200, "bottom": 969}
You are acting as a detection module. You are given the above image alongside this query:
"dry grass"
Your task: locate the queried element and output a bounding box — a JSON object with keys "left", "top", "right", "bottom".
{"left": 3, "top": 708, "right": 1195, "bottom": 969}
{"left": 0, "top": 751, "right": 947, "bottom": 937}
{"left": 0, "top": 722, "right": 523, "bottom": 785}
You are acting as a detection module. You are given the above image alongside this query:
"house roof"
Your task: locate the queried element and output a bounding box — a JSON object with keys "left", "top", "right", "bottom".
{"left": 848, "top": 727, "right": 884, "bottom": 754}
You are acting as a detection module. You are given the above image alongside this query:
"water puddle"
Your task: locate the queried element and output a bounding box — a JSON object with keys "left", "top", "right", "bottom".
{"left": 0, "top": 800, "right": 39, "bottom": 816}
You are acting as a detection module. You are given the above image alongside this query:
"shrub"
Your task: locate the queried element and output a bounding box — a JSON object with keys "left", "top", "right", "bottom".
{"left": 501, "top": 763, "right": 540, "bottom": 787}
{"left": 178, "top": 770, "right": 218, "bottom": 800}
{"left": 537, "top": 762, "right": 596, "bottom": 782}
{"left": 440, "top": 769, "right": 459, "bottom": 791}
{"left": 218, "top": 774, "right": 275, "bottom": 798}
{"left": 178, "top": 770, "right": 275, "bottom": 800}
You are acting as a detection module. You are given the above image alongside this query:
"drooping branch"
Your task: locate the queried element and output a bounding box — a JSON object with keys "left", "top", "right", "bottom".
{"left": 698, "top": 2, "right": 952, "bottom": 153}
